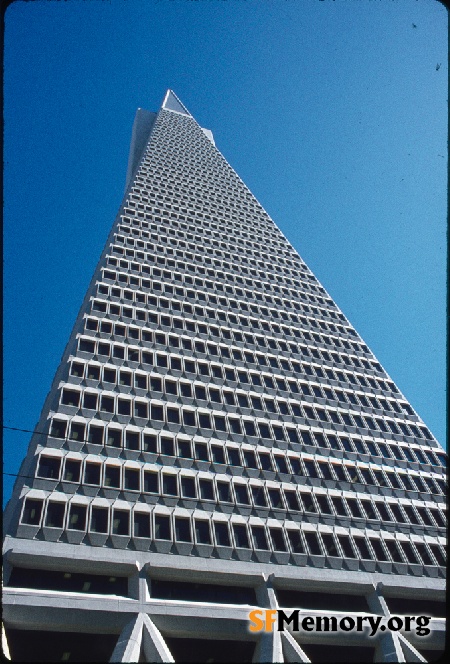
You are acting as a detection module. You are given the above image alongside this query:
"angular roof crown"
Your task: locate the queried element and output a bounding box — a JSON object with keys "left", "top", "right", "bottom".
{"left": 162, "top": 89, "right": 191, "bottom": 116}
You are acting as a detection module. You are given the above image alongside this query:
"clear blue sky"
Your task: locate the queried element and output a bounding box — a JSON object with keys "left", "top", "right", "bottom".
{"left": 3, "top": 0, "right": 447, "bottom": 506}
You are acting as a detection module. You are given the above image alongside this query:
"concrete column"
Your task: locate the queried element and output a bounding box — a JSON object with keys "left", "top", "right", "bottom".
{"left": 366, "top": 582, "right": 390, "bottom": 617}
{"left": 255, "top": 573, "right": 278, "bottom": 610}
{"left": 252, "top": 630, "right": 283, "bottom": 663}
{"left": 128, "top": 561, "right": 141, "bottom": 601}
{"left": 374, "top": 632, "right": 406, "bottom": 663}
{"left": 141, "top": 614, "right": 174, "bottom": 663}
{"left": 109, "top": 614, "right": 143, "bottom": 663}
{"left": 281, "top": 631, "right": 311, "bottom": 663}
{"left": 2, "top": 557, "right": 13, "bottom": 586}
{"left": 138, "top": 564, "right": 149, "bottom": 603}
{"left": 2, "top": 624, "right": 11, "bottom": 661}
{"left": 396, "top": 633, "right": 427, "bottom": 663}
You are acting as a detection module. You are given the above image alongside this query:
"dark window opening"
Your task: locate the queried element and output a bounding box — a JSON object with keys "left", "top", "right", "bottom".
{"left": 304, "top": 531, "right": 322, "bottom": 556}
{"left": 276, "top": 588, "right": 369, "bottom": 612}
{"left": 50, "top": 420, "right": 67, "bottom": 439}
{"left": 161, "top": 437, "right": 175, "bottom": 456}
{"left": 90, "top": 507, "right": 108, "bottom": 533}
{"left": 68, "top": 504, "right": 86, "bottom": 530}
{"left": 175, "top": 517, "right": 192, "bottom": 542}
{"left": 233, "top": 524, "right": 250, "bottom": 548}
{"left": 154, "top": 515, "right": 171, "bottom": 540}
{"left": 45, "top": 502, "right": 65, "bottom": 528}
{"left": 386, "top": 596, "right": 446, "bottom": 618}
{"left": 8, "top": 567, "right": 128, "bottom": 596}
{"left": 5, "top": 629, "right": 119, "bottom": 663}
{"left": 300, "top": 643, "right": 374, "bottom": 664}
{"left": 104, "top": 465, "right": 120, "bottom": 488}
{"left": 106, "top": 428, "right": 122, "bottom": 448}
{"left": 70, "top": 422, "right": 86, "bottom": 442}
{"left": 270, "top": 528, "right": 287, "bottom": 551}
{"left": 151, "top": 579, "right": 256, "bottom": 606}
{"left": 162, "top": 475, "right": 178, "bottom": 496}
{"left": 37, "top": 456, "right": 61, "bottom": 480}
{"left": 134, "top": 512, "right": 150, "bottom": 538}
{"left": 195, "top": 520, "right": 211, "bottom": 544}
{"left": 124, "top": 468, "right": 140, "bottom": 491}
{"left": 287, "top": 530, "right": 304, "bottom": 554}
{"left": 214, "top": 522, "right": 231, "bottom": 546}
{"left": 112, "top": 510, "right": 129, "bottom": 536}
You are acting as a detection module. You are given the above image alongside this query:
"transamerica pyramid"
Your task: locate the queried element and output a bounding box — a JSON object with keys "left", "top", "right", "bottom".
{"left": 3, "top": 90, "right": 446, "bottom": 663}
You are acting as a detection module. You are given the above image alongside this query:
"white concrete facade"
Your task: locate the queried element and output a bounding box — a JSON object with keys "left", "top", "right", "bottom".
{"left": 3, "top": 90, "right": 446, "bottom": 662}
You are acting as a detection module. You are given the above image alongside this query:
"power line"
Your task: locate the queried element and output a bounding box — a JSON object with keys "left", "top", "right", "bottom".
{"left": 3, "top": 471, "right": 36, "bottom": 481}
{"left": 3, "top": 425, "right": 47, "bottom": 436}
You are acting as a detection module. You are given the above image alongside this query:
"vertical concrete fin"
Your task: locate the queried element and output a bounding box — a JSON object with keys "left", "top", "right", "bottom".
{"left": 141, "top": 614, "right": 175, "bottom": 663}
{"left": 125, "top": 109, "right": 157, "bottom": 191}
{"left": 109, "top": 614, "right": 144, "bottom": 663}
{"left": 2, "top": 624, "right": 11, "bottom": 661}
{"left": 281, "top": 632, "right": 311, "bottom": 663}
{"left": 255, "top": 573, "right": 278, "bottom": 609}
{"left": 252, "top": 631, "right": 283, "bottom": 663}
{"left": 397, "top": 633, "right": 428, "bottom": 663}
{"left": 375, "top": 632, "right": 406, "bottom": 663}
{"left": 367, "top": 585, "right": 390, "bottom": 617}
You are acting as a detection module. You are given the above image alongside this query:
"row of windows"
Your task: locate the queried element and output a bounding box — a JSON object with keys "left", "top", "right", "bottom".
{"left": 99, "top": 266, "right": 373, "bottom": 365}
{"left": 123, "top": 196, "right": 281, "bottom": 260}
{"left": 73, "top": 347, "right": 412, "bottom": 423}
{"left": 89, "top": 298, "right": 384, "bottom": 387}
{"left": 102, "top": 261, "right": 340, "bottom": 343}
{"left": 45, "top": 423, "right": 447, "bottom": 498}
{"left": 67, "top": 352, "right": 432, "bottom": 446}
{"left": 21, "top": 497, "right": 447, "bottom": 568}
{"left": 113, "top": 226, "right": 345, "bottom": 309}
{"left": 120, "top": 201, "right": 310, "bottom": 282}
{"left": 36, "top": 453, "right": 447, "bottom": 530}
{"left": 55, "top": 388, "right": 444, "bottom": 470}
{"left": 79, "top": 322, "right": 399, "bottom": 407}
{"left": 110, "top": 228, "right": 334, "bottom": 314}
{"left": 112, "top": 225, "right": 321, "bottom": 303}
{"left": 60, "top": 378, "right": 435, "bottom": 455}
{"left": 126, "top": 184, "right": 295, "bottom": 260}
{"left": 99, "top": 258, "right": 346, "bottom": 343}
{"left": 134, "top": 162, "right": 282, "bottom": 246}
{"left": 124, "top": 190, "right": 310, "bottom": 279}
{"left": 119, "top": 212, "right": 308, "bottom": 295}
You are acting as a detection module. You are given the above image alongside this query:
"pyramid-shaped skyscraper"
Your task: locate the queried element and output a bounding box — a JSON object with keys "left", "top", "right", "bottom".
{"left": 3, "top": 91, "right": 446, "bottom": 663}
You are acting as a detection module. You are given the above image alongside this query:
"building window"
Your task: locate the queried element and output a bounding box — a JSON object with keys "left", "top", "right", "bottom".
{"left": 270, "top": 528, "right": 287, "bottom": 551}
{"left": 195, "top": 520, "right": 211, "bottom": 544}
{"left": 22, "top": 498, "right": 43, "bottom": 525}
{"left": 104, "top": 465, "right": 120, "bottom": 488}
{"left": 162, "top": 475, "right": 177, "bottom": 496}
{"left": 90, "top": 507, "right": 108, "bottom": 533}
{"left": 112, "top": 510, "right": 130, "bottom": 536}
{"left": 134, "top": 512, "right": 150, "bottom": 538}
{"left": 124, "top": 468, "right": 140, "bottom": 491}
{"left": 214, "top": 522, "right": 231, "bottom": 547}
{"left": 64, "top": 460, "right": 81, "bottom": 483}
{"left": 154, "top": 515, "right": 171, "bottom": 540}
{"left": 37, "top": 456, "right": 61, "bottom": 480}
{"left": 175, "top": 518, "right": 192, "bottom": 542}
{"left": 233, "top": 524, "right": 250, "bottom": 548}
{"left": 252, "top": 526, "right": 269, "bottom": 550}
{"left": 84, "top": 463, "right": 101, "bottom": 485}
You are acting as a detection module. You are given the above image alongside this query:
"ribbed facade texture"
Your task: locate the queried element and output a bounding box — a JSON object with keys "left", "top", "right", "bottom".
{"left": 3, "top": 91, "right": 446, "bottom": 663}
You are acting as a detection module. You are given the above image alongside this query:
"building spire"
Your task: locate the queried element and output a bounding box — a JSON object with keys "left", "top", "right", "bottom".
{"left": 162, "top": 89, "right": 191, "bottom": 116}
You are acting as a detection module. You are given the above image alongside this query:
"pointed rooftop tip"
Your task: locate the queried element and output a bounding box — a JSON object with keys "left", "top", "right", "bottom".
{"left": 162, "top": 89, "right": 192, "bottom": 117}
